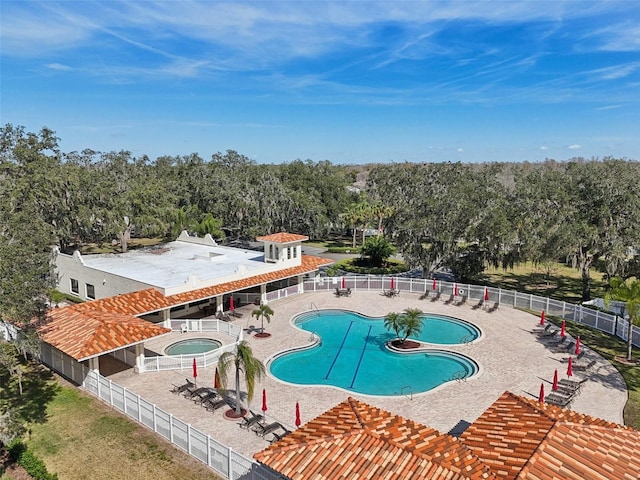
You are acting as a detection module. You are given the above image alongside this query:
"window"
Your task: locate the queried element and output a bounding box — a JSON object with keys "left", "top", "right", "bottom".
{"left": 269, "top": 244, "right": 273, "bottom": 259}
{"left": 86, "top": 283, "right": 95, "bottom": 300}
{"left": 293, "top": 246, "right": 297, "bottom": 258}
{"left": 70, "top": 278, "right": 79, "bottom": 294}
{"left": 275, "top": 246, "right": 280, "bottom": 260}
{"left": 287, "top": 247, "right": 291, "bottom": 259}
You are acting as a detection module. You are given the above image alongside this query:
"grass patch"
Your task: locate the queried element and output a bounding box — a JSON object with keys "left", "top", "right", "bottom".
{"left": 481, "top": 261, "right": 608, "bottom": 302}
{"left": 1, "top": 367, "right": 219, "bottom": 480}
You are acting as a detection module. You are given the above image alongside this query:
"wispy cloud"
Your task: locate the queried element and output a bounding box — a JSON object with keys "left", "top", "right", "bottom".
{"left": 45, "top": 63, "right": 73, "bottom": 71}
{"left": 568, "top": 144, "right": 582, "bottom": 150}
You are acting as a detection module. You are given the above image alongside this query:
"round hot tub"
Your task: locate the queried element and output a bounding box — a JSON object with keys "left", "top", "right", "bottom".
{"left": 165, "top": 338, "right": 222, "bottom": 356}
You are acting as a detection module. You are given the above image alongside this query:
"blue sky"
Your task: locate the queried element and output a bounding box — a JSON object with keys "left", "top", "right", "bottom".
{"left": 1, "top": 1, "right": 639, "bottom": 164}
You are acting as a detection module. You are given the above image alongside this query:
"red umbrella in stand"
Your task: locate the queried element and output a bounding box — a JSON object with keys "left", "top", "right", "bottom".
{"left": 454, "top": 283, "right": 459, "bottom": 296}
{"left": 192, "top": 358, "right": 198, "bottom": 383}
{"left": 538, "top": 383, "right": 545, "bottom": 403}
{"left": 484, "top": 287, "right": 489, "bottom": 302}
{"left": 261, "top": 388, "right": 267, "bottom": 414}
{"left": 229, "top": 296, "right": 234, "bottom": 312}
{"left": 432, "top": 278, "right": 437, "bottom": 291}
{"left": 539, "top": 310, "right": 546, "bottom": 325}
{"left": 295, "top": 402, "right": 301, "bottom": 427}
{"left": 390, "top": 277, "right": 395, "bottom": 290}
{"left": 575, "top": 336, "right": 581, "bottom": 355}
{"left": 567, "top": 357, "right": 573, "bottom": 377}
{"left": 560, "top": 320, "right": 566, "bottom": 337}
{"left": 214, "top": 367, "right": 221, "bottom": 389}
{"left": 341, "top": 276, "right": 345, "bottom": 289}
{"left": 552, "top": 370, "right": 559, "bottom": 391}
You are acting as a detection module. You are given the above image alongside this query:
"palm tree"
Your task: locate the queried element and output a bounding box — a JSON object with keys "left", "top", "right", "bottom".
{"left": 400, "top": 308, "right": 424, "bottom": 344}
{"left": 252, "top": 303, "right": 274, "bottom": 333}
{"left": 217, "top": 340, "right": 265, "bottom": 415}
{"left": 384, "top": 312, "right": 403, "bottom": 342}
{"left": 605, "top": 277, "right": 640, "bottom": 361}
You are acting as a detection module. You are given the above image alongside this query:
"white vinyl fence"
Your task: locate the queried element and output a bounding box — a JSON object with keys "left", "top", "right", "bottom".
{"left": 142, "top": 320, "right": 244, "bottom": 372}
{"left": 39, "top": 342, "right": 284, "bottom": 480}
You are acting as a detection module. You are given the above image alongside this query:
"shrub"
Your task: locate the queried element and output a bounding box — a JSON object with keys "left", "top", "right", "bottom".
{"left": 7, "top": 440, "right": 57, "bottom": 480}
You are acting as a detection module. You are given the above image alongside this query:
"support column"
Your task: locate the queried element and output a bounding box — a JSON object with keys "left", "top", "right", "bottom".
{"left": 260, "top": 284, "right": 267, "bottom": 305}
{"left": 297, "top": 275, "right": 305, "bottom": 293}
{"left": 161, "top": 309, "right": 171, "bottom": 328}
{"left": 216, "top": 295, "right": 224, "bottom": 312}
{"left": 88, "top": 356, "right": 100, "bottom": 373}
{"left": 134, "top": 343, "right": 145, "bottom": 373}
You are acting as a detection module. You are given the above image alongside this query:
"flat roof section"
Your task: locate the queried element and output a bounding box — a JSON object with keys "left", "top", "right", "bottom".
{"left": 79, "top": 240, "right": 266, "bottom": 289}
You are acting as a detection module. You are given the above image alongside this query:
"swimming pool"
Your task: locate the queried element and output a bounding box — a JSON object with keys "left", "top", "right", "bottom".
{"left": 269, "top": 310, "right": 480, "bottom": 396}
{"left": 165, "top": 338, "right": 222, "bottom": 356}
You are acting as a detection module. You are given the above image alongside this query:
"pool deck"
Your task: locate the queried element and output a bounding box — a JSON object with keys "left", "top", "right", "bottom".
{"left": 106, "top": 290, "right": 628, "bottom": 459}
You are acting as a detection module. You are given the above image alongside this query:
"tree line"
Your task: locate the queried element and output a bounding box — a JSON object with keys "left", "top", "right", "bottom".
{"left": 2, "top": 124, "right": 640, "bottom": 319}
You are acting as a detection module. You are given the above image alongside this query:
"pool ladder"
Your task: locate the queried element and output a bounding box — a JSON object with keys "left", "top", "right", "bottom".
{"left": 310, "top": 302, "right": 320, "bottom": 316}
{"left": 400, "top": 385, "right": 413, "bottom": 401}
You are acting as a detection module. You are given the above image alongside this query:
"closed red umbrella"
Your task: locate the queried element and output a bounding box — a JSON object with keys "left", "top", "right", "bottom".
{"left": 432, "top": 278, "right": 437, "bottom": 291}
{"left": 575, "top": 336, "right": 581, "bottom": 355}
{"left": 560, "top": 320, "right": 566, "bottom": 337}
{"left": 539, "top": 310, "right": 546, "bottom": 326}
{"left": 295, "top": 402, "right": 301, "bottom": 427}
{"left": 454, "top": 283, "right": 459, "bottom": 296}
{"left": 229, "top": 296, "right": 234, "bottom": 312}
{"left": 538, "top": 383, "right": 545, "bottom": 403}
{"left": 567, "top": 357, "right": 573, "bottom": 377}
{"left": 341, "top": 276, "right": 345, "bottom": 289}
{"left": 484, "top": 287, "right": 489, "bottom": 302}
{"left": 192, "top": 358, "right": 198, "bottom": 383}
{"left": 262, "top": 388, "right": 267, "bottom": 414}
{"left": 214, "top": 367, "right": 220, "bottom": 389}
{"left": 390, "top": 277, "right": 395, "bottom": 290}
{"left": 552, "top": 370, "right": 559, "bottom": 391}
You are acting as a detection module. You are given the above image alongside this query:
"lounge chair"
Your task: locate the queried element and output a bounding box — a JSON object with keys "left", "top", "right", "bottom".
{"left": 540, "top": 330, "right": 559, "bottom": 341}
{"left": 537, "top": 326, "right": 558, "bottom": 338}
{"left": 253, "top": 421, "right": 284, "bottom": 437}
{"left": 553, "top": 340, "right": 574, "bottom": 353}
{"left": 192, "top": 388, "right": 217, "bottom": 404}
{"left": 559, "top": 378, "right": 588, "bottom": 391}
{"left": 184, "top": 386, "right": 209, "bottom": 400}
{"left": 546, "top": 391, "right": 574, "bottom": 407}
{"left": 216, "top": 310, "right": 231, "bottom": 322}
{"left": 269, "top": 428, "right": 291, "bottom": 444}
{"left": 240, "top": 411, "right": 265, "bottom": 429}
{"left": 170, "top": 379, "right": 195, "bottom": 395}
{"left": 180, "top": 323, "right": 188, "bottom": 333}
{"left": 203, "top": 398, "right": 227, "bottom": 412}
{"left": 573, "top": 359, "right": 597, "bottom": 372}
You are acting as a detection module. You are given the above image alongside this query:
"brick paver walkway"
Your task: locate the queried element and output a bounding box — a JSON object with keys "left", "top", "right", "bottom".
{"left": 107, "top": 290, "right": 627, "bottom": 458}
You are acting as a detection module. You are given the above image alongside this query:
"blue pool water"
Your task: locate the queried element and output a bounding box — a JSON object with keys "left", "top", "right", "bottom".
{"left": 269, "top": 310, "right": 479, "bottom": 396}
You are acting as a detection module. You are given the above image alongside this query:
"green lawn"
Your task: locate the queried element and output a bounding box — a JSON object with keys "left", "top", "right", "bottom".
{"left": 1, "top": 365, "right": 219, "bottom": 480}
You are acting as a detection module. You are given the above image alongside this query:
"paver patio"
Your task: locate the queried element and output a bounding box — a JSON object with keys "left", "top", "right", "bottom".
{"left": 106, "top": 290, "right": 627, "bottom": 458}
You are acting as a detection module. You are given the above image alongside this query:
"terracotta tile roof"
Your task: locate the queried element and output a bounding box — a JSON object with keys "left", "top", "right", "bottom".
{"left": 254, "top": 396, "right": 496, "bottom": 480}
{"left": 460, "top": 391, "right": 636, "bottom": 480}
{"left": 40, "top": 307, "right": 171, "bottom": 361}
{"left": 72, "top": 255, "right": 332, "bottom": 317}
{"left": 518, "top": 423, "right": 640, "bottom": 480}
{"left": 255, "top": 232, "right": 309, "bottom": 243}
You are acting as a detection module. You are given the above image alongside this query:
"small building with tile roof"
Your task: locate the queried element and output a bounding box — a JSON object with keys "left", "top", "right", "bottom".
{"left": 255, "top": 392, "right": 640, "bottom": 480}
{"left": 43, "top": 231, "right": 331, "bottom": 377}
